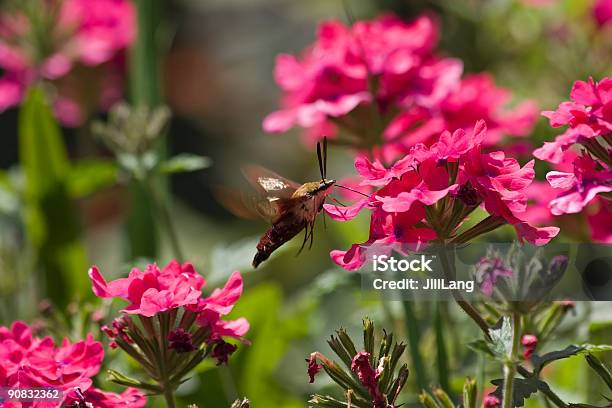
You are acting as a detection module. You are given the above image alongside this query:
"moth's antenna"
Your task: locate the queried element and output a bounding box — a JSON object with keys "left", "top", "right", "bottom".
{"left": 316, "top": 140, "right": 325, "bottom": 181}
{"left": 323, "top": 136, "right": 328, "bottom": 179}
{"left": 335, "top": 184, "right": 370, "bottom": 198}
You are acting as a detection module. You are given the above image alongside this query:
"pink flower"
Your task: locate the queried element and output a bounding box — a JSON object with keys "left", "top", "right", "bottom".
{"left": 475, "top": 256, "right": 514, "bottom": 296}
{"left": 59, "top": 0, "right": 136, "bottom": 66}
{"left": 89, "top": 260, "right": 205, "bottom": 317}
{"left": 483, "top": 394, "right": 501, "bottom": 408}
{"left": 546, "top": 155, "right": 612, "bottom": 215}
{"left": 263, "top": 13, "right": 461, "bottom": 142}
{"left": 193, "top": 272, "right": 250, "bottom": 340}
{"left": 327, "top": 121, "right": 559, "bottom": 271}
{"left": 0, "top": 321, "right": 145, "bottom": 407}
{"left": 543, "top": 77, "right": 612, "bottom": 133}
{"left": 0, "top": 0, "right": 135, "bottom": 123}
{"left": 65, "top": 387, "right": 146, "bottom": 408}
{"left": 306, "top": 353, "right": 322, "bottom": 383}
{"left": 386, "top": 74, "right": 537, "bottom": 151}
{"left": 593, "top": 0, "right": 612, "bottom": 26}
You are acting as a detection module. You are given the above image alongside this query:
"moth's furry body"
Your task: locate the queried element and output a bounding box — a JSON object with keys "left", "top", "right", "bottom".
{"left": 253, "top": 180, "right": 335, "bottom": 267}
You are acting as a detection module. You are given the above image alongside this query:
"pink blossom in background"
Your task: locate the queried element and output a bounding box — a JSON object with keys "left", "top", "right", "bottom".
{"left": 0, "top": 321, "right": 145, "bottom": 408}
{"left": 593, "top": 0, "right": 612, "bottom": 26}
{"left": 385, "top": 74, "right": 538, "bottom": 152}
{"left": 326, "top": 121, "right": 558, "bottom": 271}
{"left": 0, "top": 0, "right": 135, "bottom": 125}
{"left": 264, "top": 13, "right": 537, "bottom": 154}
{"left": 263, "top": 13, "right": 462, "bottom": 141}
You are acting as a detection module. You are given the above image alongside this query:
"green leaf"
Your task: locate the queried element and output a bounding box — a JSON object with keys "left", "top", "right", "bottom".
{"left": 531, "top": 345, "right": 584, "bottom": 374}
{"left": 489, "top": 316, "right": 514, "bottom": 359}
{"left": 531, "top": 344, "right": 612, "bottom": 374}
{"left": 158, "top": 154, "right": 211, "bottom": 174}
{"left": 66, "top": 159, "right": 118, "bottom": 198}
{"left": 585, "top": 353, "right": 612, "bottom": 391}
{"left": 581, "top": 344, "right": 612, "bottom": 353}
{"left": 18, "top": 86, "right": 88, "bottom": 307}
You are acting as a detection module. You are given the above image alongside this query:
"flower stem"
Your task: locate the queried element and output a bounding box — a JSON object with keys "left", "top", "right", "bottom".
{"left": 502, "top": 312, "right": 521, "bottom": 408}
{"left": 163, "top": 386, "right": 177, "bottom": 408}
{"left": 437, "top": 246, "right": 492, "bottom": 341}
{"left": 144, "top": 177, "right": 185, "bottom": 262}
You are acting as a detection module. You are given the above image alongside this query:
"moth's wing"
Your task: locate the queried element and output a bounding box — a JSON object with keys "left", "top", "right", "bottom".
{"left": 215, "top": 187, "right": 288, "bottom": 223}
{"left": 241, "top": 164, "right": 300, "bottom": 199}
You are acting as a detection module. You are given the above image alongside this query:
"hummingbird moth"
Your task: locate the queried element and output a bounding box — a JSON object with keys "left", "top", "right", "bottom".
{"left": 218, "top": 138, "right": 337, "bottom": 268}
{"left": 250, "top": 138, "right": 336, "bottom": 267}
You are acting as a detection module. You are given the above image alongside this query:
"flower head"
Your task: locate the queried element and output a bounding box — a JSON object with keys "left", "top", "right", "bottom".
{"left": 89, "top": 260, "right": 205, "bottom": 317}
{"left": 475, "top": 256, "right": 514, "bottom": 296}
{"left": 535, "top": 77, "right": 612, "bottom": 163}
{"left": 0, "top": 321, "right": 145, "bottom": 407}
{"left": 327, "top": 121, "right": 558, "bottom": 270}
{"left": 263, "top": 13, "right": 461, "bottom": 143}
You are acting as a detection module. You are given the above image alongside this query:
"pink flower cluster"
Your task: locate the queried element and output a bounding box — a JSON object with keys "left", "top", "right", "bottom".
{"left": 263, "top": 13, "right": 536, "bottom": 153}
{"left": 0, "top": 321, "right": 146, "bottom": 408}
{"left": 534, "top": 77, "right": 612, "bottom": 242}
{"left": 326, "top": 121, "right": 559, "bottom": 270}
{"left": 89, "top": 260, "right": 249, "bottom": 340}
{"left": 0, "top": 0, "right": 135, "bottom": 125}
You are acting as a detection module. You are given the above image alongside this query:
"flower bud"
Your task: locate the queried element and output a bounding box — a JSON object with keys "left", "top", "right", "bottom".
{"left": 306, "top": 352, "right": 323, "bottom": 383}
{"left": 483, "top": 394, "right": 500, "bottom": 408}
{"left": 168, "top": 328, "right": 196, "bottom": 353}
{"left": 521, "top": 334, "right": 538, "bottom": 359}
{"left": 211, "top": 340, "right": 238, "bottom": 365}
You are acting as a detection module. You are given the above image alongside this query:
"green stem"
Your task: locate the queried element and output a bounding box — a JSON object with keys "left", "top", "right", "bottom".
{"left": 144, "top": 177, "right": 185, "bottom": 262}
{"left": 434, "top": 302, "right": 450, "bottom": 391}
{"left": 502, "top": 312, "right": 521, "bottom": 408}
{"left": 127, "top": 0, "right": 164, "bottom": 260}
{"left": 402, "top": 301, "right": 428, "bottom": 391}
{"left": 437, "top": 246, "right": 492, "bottom": 340}
{"left": 162, "top": 386, "right": 177, "bottom": 408}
